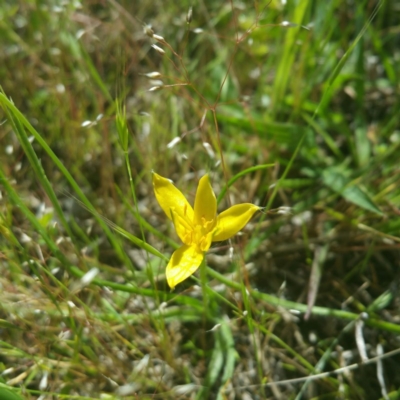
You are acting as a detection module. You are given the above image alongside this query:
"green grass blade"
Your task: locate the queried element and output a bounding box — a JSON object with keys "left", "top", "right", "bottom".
{"left": 111, "top": 224, "right": 168, "bottom": 261}
{"left": 0, "top": 94, "right": 74, "bottom": 240}
{"left": 0, "top": 92, "right": 133, "bottom": 269}
{"left": 321, "top": 167, "right": 383, "bottom": 215}
{"left": 315, "top": 0, "right": 383, "bottom": 116}
{"left": 217, "top": 164, "right": 274, "bottom": 204}
{"left": 0, "top": 387, "right": 25, "bottom": 400}
{"left": 272, "top": 0, "right": 310, "bottom": 110}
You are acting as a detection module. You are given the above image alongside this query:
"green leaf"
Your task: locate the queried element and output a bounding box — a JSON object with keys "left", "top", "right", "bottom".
{"left": 368, "top": 290, "right": 393, "bottom": 312}
{"left": 321, "top": 168, "right": 382, "bottom": 215}
{"left": 0, "top": 320, "right": 21, "bottom": 330}
{"left": 217, "top": 106, "right": 308, "bottom": 145}
{"left": 270, "top": 178, "right": 315, "bottom": 190}
{"left": 355, "top": 126, "right": 371, "bottom": 167}
{"left": 272, "top": 0, "right": 310, "bottom": 109}
{"left": 219, "top": 323, "right": 237, "bottom": 384}
{"left": 196, "top": 329, "right": 224, "bottom": 400}
{"left": 0, "top": 387, "right": 25, "bottom": 400}
{"left": 341, "top": 185, "right": 382, "bottom": 215}
{"left": 315, "top": 1, "right": 383, "bottom": 116}
{"left": 0, "top": 91, "right": 134, "bottom": 270}
{"left": 115, "top": 99, "right": 129, "bottom": 152}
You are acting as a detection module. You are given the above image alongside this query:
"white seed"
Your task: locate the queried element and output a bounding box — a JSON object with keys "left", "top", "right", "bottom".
{"left": 39, "top": 371, "right": 48, "bottom": 390}
{"left": 80, "top": 268, "right": 99, "bottom": 285}
{"left": 20, "top": 233, "right": 32, "bottom": 243}
{"left": 149, "top": 79, "right": 163, "bottom": 86}
{"left": 76, "top": 29, "right": 85, "bottom": 39}
{"left": 153, "top": 34, "right": 165, "bottom": 43}
{"left": 144, "top": 71, "right": 162, "bottom": 78}
{"left": 202, "top": 142, "right": 215, "bottom": 159}
{"left": 56, "top": 83, "right": 65, "bottom": 93}
{"left": 151, "top": 44, "right": 165, "bottom": 55}
{"left": 276, "top": 206, "right": 292, "bottom": 215}
{"left": 167, "top": 137, "right": 181, "bottom": 149}
{"left": 186, "top": 7, "right": 193, "bottom": 24}
{"left": 2, "top": 368, "right": 14, "bottom": 376}
{"left": 207, "top": 323, "right": 221, "bottom": 332}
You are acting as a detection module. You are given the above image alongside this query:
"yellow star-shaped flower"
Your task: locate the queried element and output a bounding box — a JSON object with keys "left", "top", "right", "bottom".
{"left": 153, "top": 172, "right": 260, "bottom": 289}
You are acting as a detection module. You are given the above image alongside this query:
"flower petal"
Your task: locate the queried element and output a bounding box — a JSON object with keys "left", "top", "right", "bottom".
{"left": 152, "top": 173, "right": 194, "bottom": 242}
{"left": 193, "top": 174, "right": 217, "bottom": 228}
{"left": 213, "top": 203, "right": 260, "bottom": 242}
{"left": 166, "top": 245, "right": 204, "bottom": 289}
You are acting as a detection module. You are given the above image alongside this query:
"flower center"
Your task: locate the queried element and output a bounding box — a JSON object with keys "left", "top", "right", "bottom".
{"left": 182, "top": 217, "right": 215, "bottom": 251}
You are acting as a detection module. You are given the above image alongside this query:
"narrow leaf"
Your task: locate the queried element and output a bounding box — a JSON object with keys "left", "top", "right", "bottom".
{"left": 322, "top": 169, "right": 382, "bottom": 215}
{"left": 217, "top": 164, "right": 274, "bottom": 204}
{"left": 0, "top": 387, "right": 25, "bottom": 400}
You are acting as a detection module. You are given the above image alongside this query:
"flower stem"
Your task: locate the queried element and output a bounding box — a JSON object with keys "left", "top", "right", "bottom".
{"left": 200, "top": 255, "right": 208, "bottom": 310}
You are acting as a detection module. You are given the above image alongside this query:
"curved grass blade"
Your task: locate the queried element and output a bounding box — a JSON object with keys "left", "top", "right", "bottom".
{"left": 0, "top": 165, "right": 71, "bottom": 269}
{"left": 110, "top": 223, "right": 168, "bottom": 261}
{"left": 0, "top": 92, "right": 133, "bottom": 269}
{"left": 0, "top": 387, "right": 25, "bottom": 400}
{"left": 322, "top": 168, "right": 383, "bottom": 215}
{"left": 0, "top": 93, "right": 74, "bottom": 241}
{"left": 61, "top": 190, "right": 169, "bottom": 261}
{"left": 315, "top": 0, "right": 383, "bottom": 116}
{"left": 217, "top": 164, "right": 274, "bottom": 204}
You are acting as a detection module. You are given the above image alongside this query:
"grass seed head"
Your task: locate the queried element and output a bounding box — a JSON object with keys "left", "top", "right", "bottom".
{"left": 153, "top": 34, "right": 165, "bottom": 43}
{"left": 143, "top": 24, "right": 154, "bottom": 37}
{"left": 144, "top": 71, "right": 162, "bottom": 78}
{"left": 186, "top": 7, "right": 193, "bottom": 24}
{"left": 151, "top": 44, "right": 165, "bottom": 55}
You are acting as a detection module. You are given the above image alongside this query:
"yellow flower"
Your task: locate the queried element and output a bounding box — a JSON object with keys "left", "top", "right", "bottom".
{"left": 153, "top": 172, "right": 260, "bottom": 289}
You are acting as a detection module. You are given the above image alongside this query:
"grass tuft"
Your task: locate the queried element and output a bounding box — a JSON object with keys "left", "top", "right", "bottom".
{"left": 1, "top": 1, "right": 400, "bottom": 399}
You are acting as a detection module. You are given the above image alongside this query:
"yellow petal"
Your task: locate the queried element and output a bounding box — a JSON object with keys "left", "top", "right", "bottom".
{"left": 193, "top": 174, "right": 217, "bottom": 229}
{"left": 213, "top": 203, "right": 260, "bottom": 242}
{"left": 152, "top": 173, "right": 194, "bottom": 241}
{"left": 166, "top": 245, "right": 204, "bottom": 289}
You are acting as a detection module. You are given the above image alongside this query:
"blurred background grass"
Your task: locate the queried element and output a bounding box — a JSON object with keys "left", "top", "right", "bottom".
{"left": 1, "top": 0, "right": 400, "bottom": 399}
